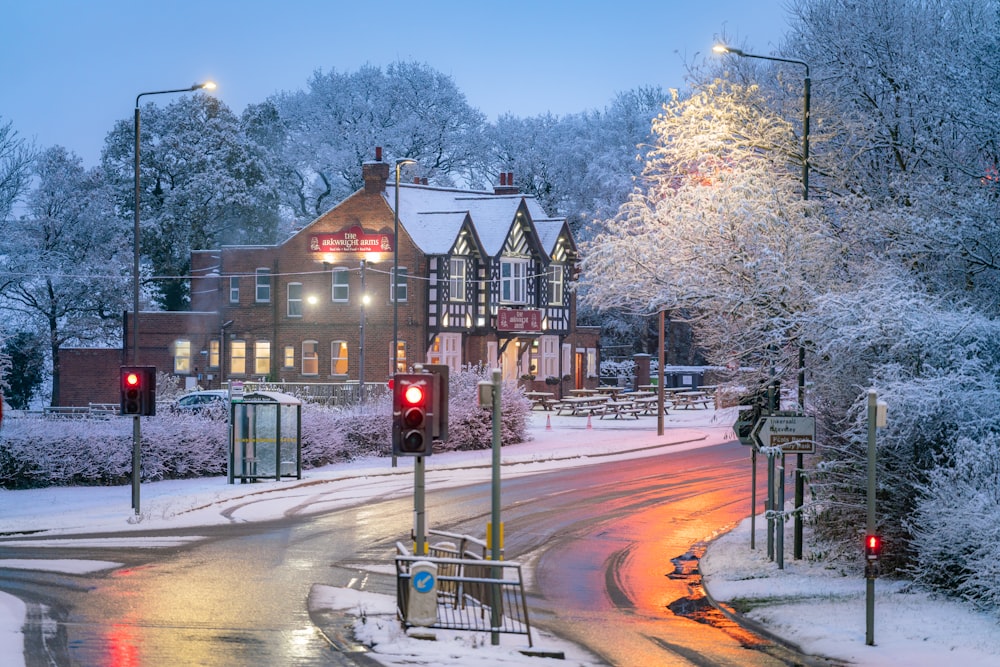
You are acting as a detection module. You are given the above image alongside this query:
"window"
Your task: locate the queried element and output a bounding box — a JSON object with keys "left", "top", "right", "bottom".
{"left": 393, "top": 340, "right": 407, "bottom": 373}
{"left": 548, "top": 264, "right": 564, "bottom": 305}
{"left": 209, "top": 339, "right": 220, "bottom": 368}
{"left": 287, "top": 282, "right": 303, "bottom": 317}
{"left": 255, "top": 268, "right": 271, "bottom": 303}
{"left": 230, "top": 340, "right": 246, "bottom": 375}
{"left": 540, "top": 335, "right": 559, "bottom": 378}
{"left": 332, "top": 267, "right": 349, "bottom": 302}
{"left": 449, "top": 258, "right": 466, "bottom": 302}
{"left": 282, "top": 345, "right": 295, "bottom": 369}
{"left": 254, "top": 340, "right": 270, "bottom": 376}
{"left": 229, "top": 277, "right": 240, "bottom": 304}
{"left": 391, "top": 267, "right": 408, "bottom": 302}
{"left": 302, "top": 340, "right": 319, "bottom": 376}
{"left": 500, "top": 259, "right": 527, "bottom": 304}
{"left": 331, "top": 340, "right": 349, "bottom": 375}
{"left": 174, "top": 339, "right": 192, "bottom": 374}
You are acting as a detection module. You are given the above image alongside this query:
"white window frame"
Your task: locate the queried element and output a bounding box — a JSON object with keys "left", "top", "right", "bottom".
{"left": 230, "top": 340, "right": 247, "bottom": 376}
{"left": 287, "top": 282, "right": 303, "bottom": 317}
{"left": 255, "top": 268, "right": 271, "bottom": 303}
{"left": 331, "top": 340, "right": 349, "bottom": 376}
{"left": 174, "top": 339, "right": 192, "bottom": 374}
{"left": 392, "top": 266, "right": 408, "bottom": 303}
{"left": 540, "top": 335, "right": 559, "bottom": 379}
{"left": 282, "top": 344, "right": 295, "bottom": 369}
{"left": 209, "top": 339, "right": 220, "bottom": 368}
{"left": 548, "top": 264, "right": 564, "bottom": 305}
{"left": 500, "top": 258, "right": 528, "bottom": 304}
{"left": 332, "top": 267, "right": 349, "bottom": 302}
{"left": 254, "top": 340, "right": 270, "bottom": 376}
{"left": 449, "top": 258, "right": 466, "bottom": 302}
{"left": 302, "top": 340, "right": 319, "bottom": 376}
{"left": 229, "top": 277, "right": 240, "bottom": 304}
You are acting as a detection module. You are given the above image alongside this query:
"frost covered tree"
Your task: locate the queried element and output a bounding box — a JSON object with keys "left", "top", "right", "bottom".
{"left": 0, "top": 147, "right": 130, "bottom": 405}
{"left": 579, "top": 80, "right": 834, "bottom": 380}
{"left": 0, "top": 117, "right": 35, "bottom": 222}
{"left": 263, "top": 62, "right": 486, "bottom": 223}
{"left": 102, "top": 93, "right": 281, "bottom": 310}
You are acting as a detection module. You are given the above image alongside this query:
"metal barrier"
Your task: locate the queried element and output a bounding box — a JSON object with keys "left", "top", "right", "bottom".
{"left": 395, "top": 541, "right": 532, "bottom": 646}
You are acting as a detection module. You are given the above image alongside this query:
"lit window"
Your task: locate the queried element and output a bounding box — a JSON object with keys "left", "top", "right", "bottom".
{"left": 209, "top": 339, "right": 220, "bottom": 368}
{"left": 394, "top": 340, "right": 407, "bottom": 373}
{"left": 392, "top": 267, "right": 408, "bottom": 302}
{"left": 229, "top": 277, "right": 239, "bottom": 304}
{"left": 332, "top": 267, "right": 349, "bottom": 302}
{"left": 174, "top": 339, "right": 191, "bottom": 374}
{"left": 287, "top": 282, "right": 302, "bottom": 317}
{"left": 282, "top": 345, "right": 295, "bottom": 369}
{"left": 332, "top": 340, "right": 349, "bottom": 375}
{"left": 254, "top": 340, "right": 270, "bottom": 376}
{"left": 449, "top": 258, "right": 466, "bottom": 301}
{"left": 302, "top": 340, "right": 319, "bottom": 376}
{"left": 230, "top": 340, "right": 246, "bottom": 375}
{"left": 255, "top": 268, "right": 271, "bottom": 303}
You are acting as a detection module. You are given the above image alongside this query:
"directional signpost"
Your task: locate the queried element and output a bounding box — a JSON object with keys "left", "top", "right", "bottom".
{"left": 752, "top": 414, "right": 816, "bottom": 454}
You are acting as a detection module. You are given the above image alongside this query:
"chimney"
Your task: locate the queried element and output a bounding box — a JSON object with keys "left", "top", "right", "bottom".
{"left": 494, "top": 170, "right": 519, "bottom": 195}
{"left": 362, "top": 146, "right": 390, "bottom": 193}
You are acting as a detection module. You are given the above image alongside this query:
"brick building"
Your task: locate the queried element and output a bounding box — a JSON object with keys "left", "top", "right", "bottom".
{"left": 62, "top": 151, "right": 600, "bottom": 405}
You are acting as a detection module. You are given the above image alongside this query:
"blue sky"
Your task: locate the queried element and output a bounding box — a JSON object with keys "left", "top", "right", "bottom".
{"left": 3, "top": 0, "right": 790, "bottom": 166}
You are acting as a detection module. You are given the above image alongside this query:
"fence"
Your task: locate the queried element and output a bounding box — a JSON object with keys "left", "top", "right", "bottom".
{"left": 395, "top": 536, "right": 532, "bottom": 646}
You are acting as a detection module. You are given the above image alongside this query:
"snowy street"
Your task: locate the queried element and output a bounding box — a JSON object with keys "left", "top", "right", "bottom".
{"left": 2, "top": 406, "right": 999, "bottom": 666}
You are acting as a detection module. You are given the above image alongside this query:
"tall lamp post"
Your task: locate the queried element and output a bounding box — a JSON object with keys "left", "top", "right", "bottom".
{"left": 130, "top": 81, "right": 215, "bottom": 514}
{"left": 715, "top": 44, "right": 811, "bottom": 560}
{"left": 392, "top": 158, "right": 417, "bottom": 375}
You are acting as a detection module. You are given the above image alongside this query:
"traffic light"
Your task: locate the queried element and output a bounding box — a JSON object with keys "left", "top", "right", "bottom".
{"left": 393, "top": 373, "right": 433, "bottom": 456}
{"left": 864, "top": 534, "right": 882, "bottom": 560}
{"left": 120, "top": 366, "right": 156, "bottom": 416}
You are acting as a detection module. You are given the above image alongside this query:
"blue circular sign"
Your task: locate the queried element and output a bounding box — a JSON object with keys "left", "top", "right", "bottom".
{"left": 413, "top": 570, "right": 436, "bottom": 593}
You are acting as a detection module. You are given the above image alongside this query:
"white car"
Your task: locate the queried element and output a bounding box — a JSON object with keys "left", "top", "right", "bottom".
{"left": 173, "top": 390, "right": 230, "bottom": 416}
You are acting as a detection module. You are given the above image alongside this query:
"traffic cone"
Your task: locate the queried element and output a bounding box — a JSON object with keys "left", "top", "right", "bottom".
{"left": 546, "top": 414, "right": 552, "bottom": 431}
{"left": 586, "top": 413, "right": 593, "bottom": 429}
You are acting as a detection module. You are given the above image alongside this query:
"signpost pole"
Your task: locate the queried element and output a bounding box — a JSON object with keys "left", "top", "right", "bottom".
{"left": 750, "top": 448, "right": 757, "bottom": 550}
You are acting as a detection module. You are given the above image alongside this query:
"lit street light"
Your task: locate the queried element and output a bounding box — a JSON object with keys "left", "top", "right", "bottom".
{"left": 130, "top": 81, "right": 215, "bottom": 515}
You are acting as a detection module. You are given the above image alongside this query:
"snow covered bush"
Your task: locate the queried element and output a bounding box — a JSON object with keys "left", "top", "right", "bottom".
{"left": 299, "top": 398, "right": 393, "bottom": 466}
{"left": 803, "top": 268, "right": 1000, "bottom": 584}
{"left": 434, "top": 364, "right": 530, "bottom": 452}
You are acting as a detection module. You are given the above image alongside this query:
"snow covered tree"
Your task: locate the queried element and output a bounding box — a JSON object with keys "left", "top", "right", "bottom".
{"left": 264, "top": 62, "right": 486, "bottom": 223}
{"left": 579, "top": 80, "right": 834, "bottom": 382}
{"left": 1, "top": 330, "right": 45, "bottom": 409}
{"left": 0, "top": 146, "right": 130, "bottom": 405}
{"left": 0, "top": 117, "right": 35, "bottom": 222}
{"left": 102, "top": 93, "right": 281, "bottom": 310}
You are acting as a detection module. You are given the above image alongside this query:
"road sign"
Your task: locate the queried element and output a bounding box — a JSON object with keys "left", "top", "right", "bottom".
{"left": 752, "top": 414, "right": 816, "bottom": 453}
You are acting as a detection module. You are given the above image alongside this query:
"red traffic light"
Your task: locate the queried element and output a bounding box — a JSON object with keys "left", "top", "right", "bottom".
{"left": 403, "top": 384, "right": 425, "bottom": 406}
{"left": 124, "top": 372, "right": 140, "bottom": 388}
{"left": 865, "top": 534, "right": 882, "bottom": 560}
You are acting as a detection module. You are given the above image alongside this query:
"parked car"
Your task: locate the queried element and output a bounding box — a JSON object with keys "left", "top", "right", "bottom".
{"left": 172, "top": 390, "right": 230, "bottom": 417}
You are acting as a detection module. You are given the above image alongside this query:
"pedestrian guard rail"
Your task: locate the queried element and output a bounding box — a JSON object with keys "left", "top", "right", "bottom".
{"left": 395, "top": 530, "right": 532, "bottom": 646}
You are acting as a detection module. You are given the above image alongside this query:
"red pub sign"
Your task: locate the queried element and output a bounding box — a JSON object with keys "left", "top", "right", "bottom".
{"left": 497, "top": 308, "right": 542, "bottom": 332}
{"left": 309, "top": 225, "right": 393, "bottom": 254}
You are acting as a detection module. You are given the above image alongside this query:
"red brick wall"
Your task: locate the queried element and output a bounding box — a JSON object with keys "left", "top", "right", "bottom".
{"left": 59, "top": 348, "right": 125, "bottom": 406}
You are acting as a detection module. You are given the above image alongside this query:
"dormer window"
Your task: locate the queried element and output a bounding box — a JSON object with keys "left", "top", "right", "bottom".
{"left": 500, "top": 259, "right": 528, "bottom": 304}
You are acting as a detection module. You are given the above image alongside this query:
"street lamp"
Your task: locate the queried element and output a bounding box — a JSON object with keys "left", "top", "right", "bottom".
{"left": 359, "top": 260, "right": 371, "bottom": 403}
{"left": 130, "top": 81, "right": 215, "bottom": 515}
{"left": 715, "top": 43, "right": 811, "bottom": 561}
{"left": 712, "top": 45, "right": 809, "bottom": 201}
{"left": 133, "top": 81, "right": 216, "bottom": 364}
{"left": 393, "top": 158, "right": 417, "bottom": 374}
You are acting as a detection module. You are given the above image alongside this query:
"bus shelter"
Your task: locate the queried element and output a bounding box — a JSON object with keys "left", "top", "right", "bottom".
{"left": 229, "top": 391, "right": 302, "bottom": 484}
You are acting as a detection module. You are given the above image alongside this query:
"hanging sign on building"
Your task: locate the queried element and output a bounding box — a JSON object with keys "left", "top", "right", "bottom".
{"left": 309, "top": 226, "right": 392, "bottom": 254}
{"left": 497, "top": 308, "right": 542, "bottom": 332}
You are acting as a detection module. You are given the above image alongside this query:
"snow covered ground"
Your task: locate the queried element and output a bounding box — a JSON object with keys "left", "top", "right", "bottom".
{"left": 1, "top": 405, "right": 998, "bottom": 666}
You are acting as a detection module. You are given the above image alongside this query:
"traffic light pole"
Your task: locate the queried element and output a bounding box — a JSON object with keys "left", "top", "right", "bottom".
{"left": 414, "top": 457, "right": 426, "bottom": 555}
{"left": 489, "top": 368, "right": 502, "bottom": 646}
{"left": 866, "top": 389, "right": 877, "bottom": 646}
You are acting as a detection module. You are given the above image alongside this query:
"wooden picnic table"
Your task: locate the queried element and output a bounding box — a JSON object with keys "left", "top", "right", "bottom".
{"left": 568, "top": 388, "right": 598, "bottom": 396}
{"left": 596, "top": 386, "right": 622, "bottom": 398}
{"left": 525, "top": 391, "right": 556, "bottom": 410}
{"left": 634, "top": 395, "right": 668, "bottom": 415}
{"left": 556, "top": 395, "right": 608, "bottom": 416}
{"left": 599, "top": 399, "right": 642, "bottom": 419}
{"left": 673, "top": 390, "right": 714, "bottom": 409}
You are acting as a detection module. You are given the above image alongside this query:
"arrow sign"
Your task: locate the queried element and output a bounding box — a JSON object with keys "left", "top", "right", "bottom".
{"left": 752, "top": 414, "right": 816, "bottom": 454}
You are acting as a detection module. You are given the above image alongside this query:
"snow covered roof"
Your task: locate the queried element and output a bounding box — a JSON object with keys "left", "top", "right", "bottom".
{"left": 385, "top": 183, "right": 568, "bottom": 257}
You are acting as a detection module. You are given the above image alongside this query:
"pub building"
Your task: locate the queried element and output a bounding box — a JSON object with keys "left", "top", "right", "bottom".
{"left": 56, "top": 148, "right": 600, "bottom": 406}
